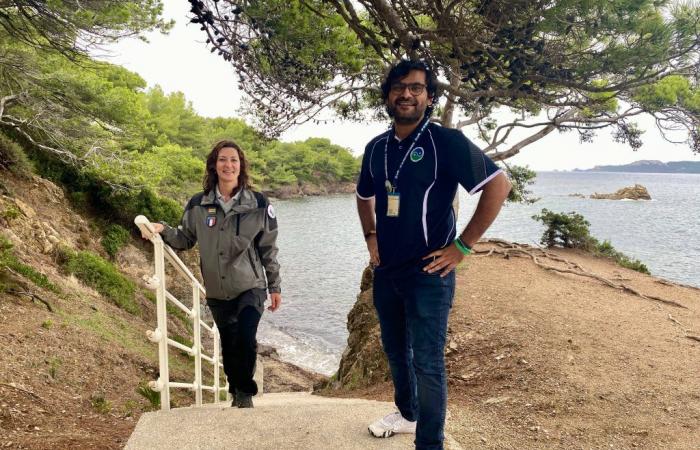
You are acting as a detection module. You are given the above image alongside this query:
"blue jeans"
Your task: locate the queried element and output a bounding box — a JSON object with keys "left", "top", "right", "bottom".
{"left": 373, "top": 269, "right": 455, "bottom": 450}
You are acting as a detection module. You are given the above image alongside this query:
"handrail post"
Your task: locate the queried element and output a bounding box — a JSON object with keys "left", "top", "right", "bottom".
{"left": 192, "top": 282, "right": 203, "bottom": 407}
{"left": 213, "top": 325, "right": 220, "bottom": 404}
{"left": 136, "top": 215, "right": 226, "bottom": 410}
{"left": 154, "top": 236, "right": 171, "bottom": 411}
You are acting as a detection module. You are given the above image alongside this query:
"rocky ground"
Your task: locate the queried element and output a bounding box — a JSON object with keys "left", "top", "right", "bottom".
{"left": 2, "top": 169, "right": 699, "bottom": 449}
{"left": 0, "top": 173, "right": 324, "bottom": 450}
{"left": 321, "top": 242, "right": 700, "bottom": 449}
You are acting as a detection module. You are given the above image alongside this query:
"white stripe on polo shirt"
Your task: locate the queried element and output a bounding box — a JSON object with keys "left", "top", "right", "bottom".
{"left": 468, "top": 169, "right": 504, "bottom": 195}
{"left": 443, "top": 208, "right": 455, "bottom": 248}
{"left": 369, "top": 132, "right": 390, "bottom": 179}
{"left": 421, "top": 129, "right": 439, "bottom": 246}
{"left": 355, "top": 190, "right": 375, "bottom": 200}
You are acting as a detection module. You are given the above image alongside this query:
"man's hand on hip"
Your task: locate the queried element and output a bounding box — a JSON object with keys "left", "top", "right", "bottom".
{"left": 422, "top": 243, "right": 464, "bottom": 277}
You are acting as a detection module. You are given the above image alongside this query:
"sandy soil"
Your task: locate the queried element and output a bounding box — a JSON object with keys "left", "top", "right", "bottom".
{"left": 325, "top": 242, "right": 700, "bottom": 449}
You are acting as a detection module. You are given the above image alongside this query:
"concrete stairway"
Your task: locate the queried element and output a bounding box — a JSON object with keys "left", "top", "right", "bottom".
{"left": 125, "top": 392, "right": 463, "bottom": 450}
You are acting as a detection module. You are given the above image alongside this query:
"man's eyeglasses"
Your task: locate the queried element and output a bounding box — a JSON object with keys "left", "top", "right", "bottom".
{"left": 390, "top": 83, "right": 427, "bottom": 96}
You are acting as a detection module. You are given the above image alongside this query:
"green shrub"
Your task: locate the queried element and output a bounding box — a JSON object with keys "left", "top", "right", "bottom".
{"left": 47, "top": 357, "right": 61, "bottom": 379}
{"left": 137, "top": 381, "right": 161, "bottom": 410}
{"left": 0, "top": 235, "right": 60, "bottom": 293}
{"left": 59, "top": 247, "right": 139, "bottom": 314}
{"left": 1, "top": 205, "right": 21, "bottom": 222}
{"left": 595, "top": 240, "right": 650, "bottom": 274}
{"left": 102, "top": 224, "right": 131, "bottom": 258}
{"left": 90, "top": 392, "right": 112, "bottom": 414}
{"left": 0, "top": 132, "right": 33, "bottom": 177}
{"left": 533, "top": 209, "right": 650, "bottom": 274}
{"left": 41, "top": 319, "right": 54, "bottom": 329}
{"left": 29, "top": 152, "right": 182, "bottom": 228}
{"left": 532, "top": 209, "right": 597, "bottom": 250}
{"left": 122, "top": 399, "right": 139, "bottom": 417}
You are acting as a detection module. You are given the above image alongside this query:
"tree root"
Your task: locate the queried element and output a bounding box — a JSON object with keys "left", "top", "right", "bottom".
{"left": 668, "top": 314, "right": 699, "bottom": 343}
{"left": 476, "top": 239, "right": 687, "bottom": 309}
{"left": 10, "top": 289, "right": 54, "bottom": 312}
{"left": 0, "top": 382, "right": 44, "bottom": 402}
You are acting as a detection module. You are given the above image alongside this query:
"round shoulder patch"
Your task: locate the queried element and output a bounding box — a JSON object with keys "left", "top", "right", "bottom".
{"left": 410, "top": 146, "right": 424, "bottom": 162}
{"left": 267, "top": 204, "right": 276, "bottom": 219}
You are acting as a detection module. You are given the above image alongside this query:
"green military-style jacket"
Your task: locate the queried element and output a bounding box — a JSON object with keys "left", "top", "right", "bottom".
{"left": 160, "top": 187, "right": 281, "bottom": 301}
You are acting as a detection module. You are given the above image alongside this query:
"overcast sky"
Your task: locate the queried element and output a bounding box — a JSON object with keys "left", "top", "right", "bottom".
{"left": 97, "top": 0, "right": 700, "bottom": 171}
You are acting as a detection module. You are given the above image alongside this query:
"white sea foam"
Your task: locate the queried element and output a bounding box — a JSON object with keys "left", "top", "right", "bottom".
{"left": 257, "top": 318, "right": 340, "bottom": 376}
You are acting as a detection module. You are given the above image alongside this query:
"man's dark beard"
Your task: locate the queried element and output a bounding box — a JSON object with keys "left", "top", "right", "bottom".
{"left": 386, "top": 103, "right": 424, "bottom": 124}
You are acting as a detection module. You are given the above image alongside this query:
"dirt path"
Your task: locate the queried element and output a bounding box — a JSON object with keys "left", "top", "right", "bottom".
{"left": 337, "top": 243, "right": 700, "bottom": 449}
{"left": 442, "top": 243, "right": 700, "bottom": 449}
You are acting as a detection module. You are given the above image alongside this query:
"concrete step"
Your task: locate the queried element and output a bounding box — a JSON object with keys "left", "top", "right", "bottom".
{"left": 125, "top": 392, "right": 461, "bottom": 450}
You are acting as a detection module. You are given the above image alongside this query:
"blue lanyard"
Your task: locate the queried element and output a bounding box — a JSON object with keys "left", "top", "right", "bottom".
{"left": 384, "top": 119, "right": 430, "bottom": 190}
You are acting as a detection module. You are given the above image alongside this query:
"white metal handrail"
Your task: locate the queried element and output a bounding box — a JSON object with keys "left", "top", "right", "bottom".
{"left": 135, "top": 215, "right": 228, "bottom": 411}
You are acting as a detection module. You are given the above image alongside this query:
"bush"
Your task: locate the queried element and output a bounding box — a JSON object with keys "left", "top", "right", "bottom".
{"left": 532, "top": 209, "right": 596, "bottom": 250}
{"left": 0, "top": 132, "right": 33, "bottom": 177}
{"left": 28, "top": 151, "right": 182, "bottom": 229}
{"left": 595, "top": 240, "right": 650, "bottom": 274}
{"left": 533, "top": 209, "right": 650, "bottom": 274}
{"left": 59, "top": 247, "right": 139, "bottom": 314}
{"left": 90, "top": 392, "right": 112, "bottom": 414}
{"left": 137, "top": 381, "right": 161, "bottom": 410}
{"left": 102, "top": 224, "right": 131, "bottom": 258}
{"left": 0, "top": 235, "right": 60, "bottom": 293}
{"left": 1, "top": 205, "right": 21, "bottom": 222}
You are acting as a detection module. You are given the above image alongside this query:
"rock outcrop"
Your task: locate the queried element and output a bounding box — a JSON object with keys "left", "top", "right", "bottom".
{"left": 325, "top": 266, "right": 389, "bottom": 390}
{"left": 590, "top": 184, "right": 651, "bottom": 200}
{"left": 267, "top": 182, "right": 356, "bottom": 200}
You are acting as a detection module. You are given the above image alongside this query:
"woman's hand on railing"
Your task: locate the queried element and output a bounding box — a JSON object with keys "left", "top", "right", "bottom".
{"left": 268, "top": 293, "right": 282, "bottom": 312}
{"left": 142, "top": 222, "right": 165, "bottom": 239}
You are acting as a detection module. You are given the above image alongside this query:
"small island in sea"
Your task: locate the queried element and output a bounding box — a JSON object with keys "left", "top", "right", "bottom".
{"left": 575, "top": 160, "right": 700, "bottom": 173}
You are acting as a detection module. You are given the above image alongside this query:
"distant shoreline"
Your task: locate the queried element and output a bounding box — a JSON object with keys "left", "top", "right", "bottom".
{"left": 572, "top": 160, "right": 700, "bottom": 174}
{"left": 264, "top": 181, "right": 356, "bottom": 200}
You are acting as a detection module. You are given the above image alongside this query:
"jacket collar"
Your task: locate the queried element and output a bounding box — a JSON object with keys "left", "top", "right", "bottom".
{"left": 200, "top": 187, "right": 258, "bottom": 213}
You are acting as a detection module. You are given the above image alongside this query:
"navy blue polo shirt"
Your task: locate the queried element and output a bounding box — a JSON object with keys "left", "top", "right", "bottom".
{"left": 356, "top": 118, "right": 502, "bottom": 278}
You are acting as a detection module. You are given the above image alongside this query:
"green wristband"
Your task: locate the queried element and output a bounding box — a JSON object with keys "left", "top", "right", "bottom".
{"left": 454, "top": 237, "right": 472, "bottom": 255}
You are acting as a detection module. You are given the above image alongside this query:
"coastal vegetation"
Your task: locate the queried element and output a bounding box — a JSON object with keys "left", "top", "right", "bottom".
{"left": 57, "top": 246, "right": 140, "bottom": 314}
{"left": 196, "top": 0, "right": 700, "bottom": 201}
{"left": 0, "top": 2, "right": 360, "bottom": 233}
{"left": 533, "top": 209, "right": 649, "bottom": 273}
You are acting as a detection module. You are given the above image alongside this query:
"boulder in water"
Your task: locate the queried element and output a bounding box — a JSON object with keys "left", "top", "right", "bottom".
{"left": 590, "top": 184, "right": 651, "bottom": 200}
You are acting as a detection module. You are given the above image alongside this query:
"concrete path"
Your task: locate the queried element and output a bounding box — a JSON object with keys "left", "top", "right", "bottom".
{"left": 125, "top": 392, "right": 463, "bottom": 450}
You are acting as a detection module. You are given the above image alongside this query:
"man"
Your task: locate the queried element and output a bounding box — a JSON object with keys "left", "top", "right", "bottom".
{"left": 356, "top": 60, "right": 511, "bottom": 450}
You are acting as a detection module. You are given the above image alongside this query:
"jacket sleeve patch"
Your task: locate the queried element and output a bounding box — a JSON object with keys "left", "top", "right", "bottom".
{"left": 267, "top": 204, "right": 276, "bottom": 219}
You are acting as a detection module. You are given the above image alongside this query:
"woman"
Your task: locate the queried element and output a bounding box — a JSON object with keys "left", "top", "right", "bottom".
{"left": 149, "top": 139, "right": 282, "bottom": 408}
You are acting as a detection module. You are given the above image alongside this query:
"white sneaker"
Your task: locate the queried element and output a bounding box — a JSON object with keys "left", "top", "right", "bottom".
{"left": 368, "top": 412, "right": 416, "bottom": 438}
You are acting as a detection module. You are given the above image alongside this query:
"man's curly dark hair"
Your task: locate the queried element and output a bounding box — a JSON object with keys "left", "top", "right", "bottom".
{"left": 381, "top": 59, "right": 440, "bottom": 118}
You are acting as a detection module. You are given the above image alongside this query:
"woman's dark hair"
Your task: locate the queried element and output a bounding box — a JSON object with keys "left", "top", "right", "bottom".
{"left": 380, "top": 59, "right": 440, "bottom": 116}
{"left": 203, "top": 140, "right": 251, "bottom": 195}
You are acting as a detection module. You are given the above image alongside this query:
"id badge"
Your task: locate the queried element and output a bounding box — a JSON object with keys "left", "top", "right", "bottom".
{"left": 387, "top": 192, "right": 400, "bottom": 217}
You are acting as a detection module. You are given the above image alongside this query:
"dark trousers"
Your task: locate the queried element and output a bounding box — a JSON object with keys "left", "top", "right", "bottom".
{"left": 207, "top": 291, "right": 263, "bottom": 396}
{"left": 373, "top": 269, "right": 455, "bottom": 450}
